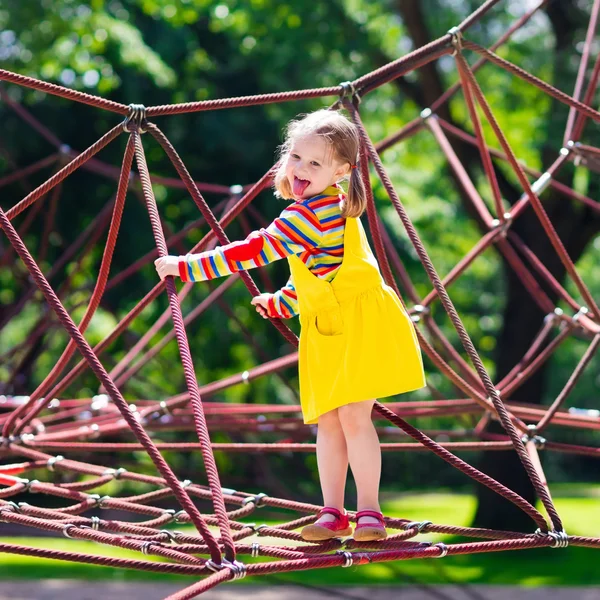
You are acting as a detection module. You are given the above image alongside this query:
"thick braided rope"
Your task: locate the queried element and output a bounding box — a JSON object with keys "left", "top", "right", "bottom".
{"left": 347, "top": 110, "right": 492, "bottom": 402}
{"left": 133, "top": 131, "right": 236, "bottom": 561}
{"left": 0, "top": 68, "right": 128, "bottom": 114}
{"left": 106, "top": 279, "right": 199, "bottom": 386}
{"left": 147, "top": 86, "right": 342, "bottom": 116}
{"left": 348, "top": 104, "right": 541, "bottom": 425}
{"left": 507, "top": 231, "right": 583, "bottom": 315}
{"left": 111, "top": 278, "right": 238, "bottom": 390}
{"left": 19, "top": 440, "right": 518, "bottom": 453}
{"left": 571, "top": 52, "right": 600, "bottom": 142}
{"left": 0, "top": 198, "right": 114, "bottom": 333}
{"left": 371, "top": 403, "right": 546, "bottom": 528}
{"left": 347, "top": 103, "right": 523, "bottom": 423}
{"left": 445, "top": 58, "right": 505, "bottom": 220}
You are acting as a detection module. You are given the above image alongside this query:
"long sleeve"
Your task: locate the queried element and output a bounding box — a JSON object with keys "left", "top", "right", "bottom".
{"left": 267, "top": 277, "right": 299, "bottom": 318}
{"left": 178, "top": 202, "right": 323, "bottom": 282}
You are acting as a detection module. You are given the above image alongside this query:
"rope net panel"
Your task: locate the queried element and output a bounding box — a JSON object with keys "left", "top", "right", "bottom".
{"left": 1, "top": 0, "right": 599, "bottom": 597}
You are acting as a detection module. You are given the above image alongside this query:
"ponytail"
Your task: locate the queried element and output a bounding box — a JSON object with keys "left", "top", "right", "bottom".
{"left": 341, "top": 164, "right": 367, "bottom": 218}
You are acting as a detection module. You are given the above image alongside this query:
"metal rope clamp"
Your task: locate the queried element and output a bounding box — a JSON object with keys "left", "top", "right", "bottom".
{"left": 536, "top": 528, "right": 569, "bottom": 549}
{"left": 141, "top": 541, "right": 163, "bottom": 555}
{"left": 166, "top": 509, "right": 187, "bottom": 524}
{"left": 123, "top": 104, "right": 148, "bottom": 134}
{"left": 103, "top": 467, "right": 127, "bottom": 480}
{"left": 339, "top": 80, "right": 361, "bottom": 105}
{"left": 521, "top": 424, "right": 546, "bottom": 450}
{"left": 63, "top": 523, "right": 92, "bottom": 539}
{"left": 0, "top": 501, "right": 21, "bottom": 521}
{"left": 490, "top": 212, "right": 512, "bottom": 237}
{"left": 241, "top": 492, "right": 268, "bottom": 507}
{"left": 336, "top": 550, "right": 354, "bottom": 568}
{"left": 47, "top": 455, "right": 64, "bottom": 472}
{"left": 405, "top": 519, "right": 432, "bottom": 533}
{"left": 411, "top": 304, "right": 430, "bottom": 323}
{"left": 160, "top": 529, "right": 182, "bottom": 544}
{"left": 205, "top": 558, "right": 247, "bottom": 580}
{"left": 447, "top": 26, "right": 463, "bottom": 56}
{"left": 246, "top": 523, "right": 269, "bottom": 536}
{"left": 20, "top": 478, "right": 39, "bottom": 493}
{"left": 88, "top": 494, "right": 111, "bottom": 509}
{"left": 572, "top": 306, "right": 589, "bottom": 324}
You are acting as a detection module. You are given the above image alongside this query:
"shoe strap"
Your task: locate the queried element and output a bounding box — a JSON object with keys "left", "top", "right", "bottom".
{"left": 318, "top": 507, "right": 344, "bottom": 519}
{"left": 356, "top": 509, "right": 385, "bottom": 524}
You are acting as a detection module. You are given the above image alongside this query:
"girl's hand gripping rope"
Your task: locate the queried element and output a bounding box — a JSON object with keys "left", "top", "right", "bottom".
{"left": 154, "top": 256, "right": 180, "bottom": 281}
{"left": 251, "top": 293, "right": 272, "bottom": 319}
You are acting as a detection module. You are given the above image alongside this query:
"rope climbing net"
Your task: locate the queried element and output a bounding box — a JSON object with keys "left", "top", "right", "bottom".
{"left": 1, "top": 0, "right": 599, "bottom": 597}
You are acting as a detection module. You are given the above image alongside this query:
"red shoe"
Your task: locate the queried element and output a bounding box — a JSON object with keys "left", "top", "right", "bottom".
{"left": 353, "top": 509, "right": 388, "bottom": 542}
{"left": 301, "top": 507, "right": 353, "bottom": 541}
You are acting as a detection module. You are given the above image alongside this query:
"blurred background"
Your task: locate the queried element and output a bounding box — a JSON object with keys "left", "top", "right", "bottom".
{"left": 0, "top": 0, "right": 599, "bottom": 591}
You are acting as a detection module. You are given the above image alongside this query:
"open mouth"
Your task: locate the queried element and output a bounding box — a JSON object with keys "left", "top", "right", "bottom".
{"left": 293, "top": 176, "right": 310, "bottom": 197}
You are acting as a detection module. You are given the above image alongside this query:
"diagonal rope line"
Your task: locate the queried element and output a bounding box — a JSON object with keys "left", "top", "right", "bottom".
{"left": 133, "top": 130, "right": 236, "bottom": 562}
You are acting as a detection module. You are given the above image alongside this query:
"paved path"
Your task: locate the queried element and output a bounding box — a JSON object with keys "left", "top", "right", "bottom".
{"left": 0, "top": 582, "right": 598, "bottom": 600}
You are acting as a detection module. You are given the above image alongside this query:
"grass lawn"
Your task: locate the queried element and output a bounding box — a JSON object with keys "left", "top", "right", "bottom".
{"left": 0, "top": 486, "right": 598, "bottom": 587}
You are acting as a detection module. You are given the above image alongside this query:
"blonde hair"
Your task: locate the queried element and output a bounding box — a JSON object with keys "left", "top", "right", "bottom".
{"left": 273, "top": 109, "right": 367, "bottom": 218}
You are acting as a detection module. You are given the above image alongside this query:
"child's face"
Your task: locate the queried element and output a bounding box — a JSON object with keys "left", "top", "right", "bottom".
{"left": 285, "top": 134, "right": 349, "bottom": 200}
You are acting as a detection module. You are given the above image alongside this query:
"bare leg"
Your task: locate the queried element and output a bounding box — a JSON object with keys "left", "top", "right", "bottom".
{"left": 315, "top": 408, "right": 348, "bottom": 524}
{"left": 338, "top": 400, "right": 382, "bottom": 524}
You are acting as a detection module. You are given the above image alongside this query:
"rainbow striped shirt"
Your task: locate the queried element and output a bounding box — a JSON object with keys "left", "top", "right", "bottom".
{"left": 178, "top": 185, "right": 346, "bottom": 318}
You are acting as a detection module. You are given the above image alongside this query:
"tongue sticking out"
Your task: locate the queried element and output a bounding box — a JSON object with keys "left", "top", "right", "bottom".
{"left": 293, "top": 177, "right": 310, "bottom": 197}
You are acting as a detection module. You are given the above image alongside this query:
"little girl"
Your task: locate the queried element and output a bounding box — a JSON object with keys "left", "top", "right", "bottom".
{"left": 155, "top": 109, "right": 425, "bottom": 542}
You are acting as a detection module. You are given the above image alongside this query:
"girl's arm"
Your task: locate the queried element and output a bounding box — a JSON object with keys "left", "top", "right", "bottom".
{"left": 268, "top": 277, "right": 298, "bottom": 318}
{"left": 177, "top": 202, "right": 323, "bottom": 283}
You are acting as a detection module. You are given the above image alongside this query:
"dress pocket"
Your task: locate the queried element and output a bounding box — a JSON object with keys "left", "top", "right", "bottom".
{"left": 314, "top": 306, "right": 344, "bottom": 337}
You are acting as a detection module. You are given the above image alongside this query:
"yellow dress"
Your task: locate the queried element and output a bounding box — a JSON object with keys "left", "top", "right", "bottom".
{"left": 288, "top": 216, "right": 426, "bottom": 424}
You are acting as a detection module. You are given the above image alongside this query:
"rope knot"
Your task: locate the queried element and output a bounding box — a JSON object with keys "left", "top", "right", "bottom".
{"left": 123, "top": 104, "right": 148, "bottom": 134}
